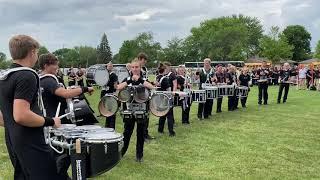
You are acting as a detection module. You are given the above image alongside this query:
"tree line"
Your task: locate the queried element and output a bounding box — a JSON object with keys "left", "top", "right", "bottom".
{"left": 1, "top": 14, "right": 320, "bottom": 69}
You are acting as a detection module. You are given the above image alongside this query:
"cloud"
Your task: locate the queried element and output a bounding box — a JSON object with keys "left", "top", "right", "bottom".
{"left": 0, "top": 0, "right": 319, "bottom": 59}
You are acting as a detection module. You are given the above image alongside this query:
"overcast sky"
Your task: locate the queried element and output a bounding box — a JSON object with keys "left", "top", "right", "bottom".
{"left": 0, "top": 0, "right": 319, "bottom": 59}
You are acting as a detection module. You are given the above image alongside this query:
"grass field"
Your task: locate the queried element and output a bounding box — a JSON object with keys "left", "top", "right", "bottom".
{"left": 1, "top": 86, "right": 320, "bottom": 179}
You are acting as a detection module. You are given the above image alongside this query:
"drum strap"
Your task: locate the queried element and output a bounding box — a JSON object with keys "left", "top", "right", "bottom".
{"left": 0, "top": 67, "right": 46, "bottom": 116}
{"left": 202, "top": 68, "right": 213, "bottom": 83}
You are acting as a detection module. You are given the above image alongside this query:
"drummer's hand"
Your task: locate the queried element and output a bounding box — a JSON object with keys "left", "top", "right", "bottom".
{"left": 88, "top": 87, "right": 94, "bottom": 95}
{"left": 132, "top": 75, "right": 139, "bottom": 81}
{"left": 53, "top": 117, "right": 61, "bottom": 128}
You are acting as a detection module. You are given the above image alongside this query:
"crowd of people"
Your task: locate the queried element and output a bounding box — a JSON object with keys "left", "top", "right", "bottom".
{"left": 0, "top": 34, "right": 317, "bottom": 179}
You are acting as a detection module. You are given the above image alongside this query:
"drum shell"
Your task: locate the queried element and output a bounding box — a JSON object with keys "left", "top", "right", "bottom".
{"left": 84, "top": 141, "right": 122, "bottom": 177}
{"left": 191, "top": 90, "right": 206, "bottom": 103}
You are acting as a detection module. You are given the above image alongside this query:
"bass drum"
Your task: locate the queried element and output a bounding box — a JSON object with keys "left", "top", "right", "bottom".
{"left": 98, "top": 94, "right": 119, "bottom": 117}
{"left": 149, "top": 92, "right": 172, "bottom": 117}
{"left": 113, "top": 65, "right": 130, "bottom": 84}
{"left": 86, "top": 64, "right": 109, "bottom": 86}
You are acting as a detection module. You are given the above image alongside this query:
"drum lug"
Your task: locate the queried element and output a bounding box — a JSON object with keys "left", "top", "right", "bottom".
{"left": 86, "top": 145, "right": 90, "bottom": 154}
{"left": 118, "top": 141, "right": 124, "bottom": 153}
{"left": 104, "top": 143, "right": 108, "bottom": 154}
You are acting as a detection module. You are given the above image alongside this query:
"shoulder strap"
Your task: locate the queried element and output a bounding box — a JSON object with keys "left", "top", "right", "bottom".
{"left": 0, "top": 67, "right": 46, "bottom": 116}
{"left": 40, "top": 74, "right": 59, "bottom": 83}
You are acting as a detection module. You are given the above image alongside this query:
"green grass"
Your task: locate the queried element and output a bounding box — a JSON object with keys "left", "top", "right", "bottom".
{"left": 1, "top": 86, "right": 320, "bottom": 179}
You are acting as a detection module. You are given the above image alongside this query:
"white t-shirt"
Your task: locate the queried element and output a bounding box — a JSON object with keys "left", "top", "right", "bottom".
{"left": 299, "top": 68, "right": 307, "bottom": 79}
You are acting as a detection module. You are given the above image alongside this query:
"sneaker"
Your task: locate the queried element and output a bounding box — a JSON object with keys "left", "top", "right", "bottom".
{"left": 135, "top": 157, "right": 143, "bottom": 163}
{"left": 145, "top": 135, "right": 155, "bottom": 140}
{"left": 169, "top": 132, "right": 176, "bottom": 137}
{"left": 277, "top": 101, "right": 280, "bottom": 104}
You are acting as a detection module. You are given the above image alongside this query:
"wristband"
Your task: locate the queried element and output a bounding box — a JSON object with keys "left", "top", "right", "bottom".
{"left": 81, "top": 86, "right": 89, "bottom": 93}
{"left": 44, "top": 117, "right": 55, "bottom": 127}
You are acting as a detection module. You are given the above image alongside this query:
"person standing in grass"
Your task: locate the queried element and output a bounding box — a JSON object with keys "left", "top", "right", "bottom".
{"left": 255, "top": 61, "right": 269, "bottom": 105}
{"left": 117, "top": 58, "right": 155, "bottom": 162}
{"left": 196, "top": 58, "right": 214, "bottom": 119}
{"left": 238, "top": 67, "right": 251, "bottom": 108}
{"left": 277, "top": 63, "right": 294, "bottom": 103}
{"left": 176, "top": 65, "right": 191, "bottom": 124}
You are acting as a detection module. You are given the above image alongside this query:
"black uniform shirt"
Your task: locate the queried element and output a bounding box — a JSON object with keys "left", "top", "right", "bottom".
{"left": 256, "top": 68, "right": 269, "bottom": 80}
{"left": 40, "top": 76, "right": 67, "bottom": 118}
{"left": 226, "top": 72, "right": 237, "bottom": 85}
{"left": 0, "top": 63, "right": 44, "bottom": 149}
{"left": 176, "top": 75, "right": 185, "bottom": 91}
{"left": 106, "top": 72, "right": 118, "bottom": 93}
{"left": 156, "top": 74, "right": 171, "bottom": 91}
{"left": 279, "top": 69, "right": 292, "bottom": 82}
{"left": 239, "top": 74, "right": 251, "bottom": 87}
{"left": 215, "top": 72, "right": 227, "bottom": 83}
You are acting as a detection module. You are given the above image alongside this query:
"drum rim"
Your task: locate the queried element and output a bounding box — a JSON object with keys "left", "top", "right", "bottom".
{"left": 149, "top": 93, "right": 171, "bottom": 117}
{"left": 94, "top": 68, "right": 109, "bottom": 86}
{"left": 98, "top": 95, "right": 119, "bottom": 117}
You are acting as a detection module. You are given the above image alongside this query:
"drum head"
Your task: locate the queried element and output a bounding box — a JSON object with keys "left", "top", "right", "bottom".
{"left": 118, "top": 87, "right": 132, "bottom": 102}
{"left": 98, "top": 95, "right": 119, "bottom": 117}
{"left": 149, "top": 93, "right": 170, "bottom": 117}
{"left": 94, "top": 67, "right": 109, "bottom": 86}
{"left": 134, "top": 86, "right": 150, "bottom": 103}
{"left": 83, "top": 131, "right": 123, "bottom": 143}
{"left": 74, "top": 125, "right": 102, "bottom": 130}
{"left": 114, "top": 67, "right": 130, "bottom": 84}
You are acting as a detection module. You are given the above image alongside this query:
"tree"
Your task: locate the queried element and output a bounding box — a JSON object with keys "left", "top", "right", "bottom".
{"left": 0, "top": 52, "right": 6, "bottom": 62}
{"left": 97, "top": 33, "right": 112, "bottom": 64}
{"left": 314, "top": 40, "right": 320, "bottom": 59}
{"left": 259, "top": 26, "right": 293, "bottom": 63}
{"left": 38, "top": 46, "right": 50, "bottom": 56}
{"left": 185, "top": 15, "right": 263, "bottom": 61}
{"left": 161, "top": 37, "right": 185, "bottom": 65}
{"left": 75, "top": 46, "right": 97, "bottom": 67}
{"left": 282, "top": 25, "right": 312, "bottom": 61}
{"left": 117, "top": 32, "right": 162, "bottom": 67}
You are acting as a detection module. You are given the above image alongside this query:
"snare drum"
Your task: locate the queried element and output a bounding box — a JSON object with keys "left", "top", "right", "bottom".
{"left": 82, "top": 131, "right": 124, "bottom": 177}
{"left": 217, "top": 85, "right": 234, "bottom": 97}
{"left": 257, "top": 79, "right": 268, "bottom": 83}
{"left": 191, "top": 90, "right": 206, "bottom": 103}
{"left": 205, "top": 86, "right": 218, "bottom": 99}
{"left": 98, "top": 94, "right": 119, "bottom": 117}
{"left": 86, "top": 64, "right": 109, "bottom": 86}
{"left": 236, "top": 86, "right": 249, "bottom": 97}
{"left": 149, "top": 92, "right": 172, "bottom": 117}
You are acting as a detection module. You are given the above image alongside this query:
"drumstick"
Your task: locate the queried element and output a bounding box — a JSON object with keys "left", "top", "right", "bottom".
{"left": 58, "top": 112, "right": 72, "bottom": 119}
{"left": 55, "top": 102, "right": 61, "bottom": 118}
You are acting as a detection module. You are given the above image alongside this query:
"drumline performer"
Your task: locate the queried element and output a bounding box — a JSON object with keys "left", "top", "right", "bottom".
{"left": 100, "top": 62, "right": 118, "bottom": 129}
{"left": 137, "top": 52, "right": 155, "bottom": 141}
{"left": 177, "top": 65, "right": 191, "bottom": 124}
{"left": 277, "top": 63, "right": 294, "bottom": 103}
{"left": 214, "top": 64, "right": 228, "bottom": 113}
{"left": 226, "top": 66, "right": 238, "bottom": 111}
{"left": 76, "top": 67, "right": 85, "bottom": 86}
{"left": 67, "top": 67, "right": 76, "bottom": 86}
{"left": 0, "top": 35, "right": 66, "bottom": 179}
{"left": 39, "top": 53, "right": 94, "bottom": 122}
{"left": 156, "top": 62, "right": 177, "bottom": 136}
{"left": 117, "top": 58, "right": 155, "bottom": 162}
{"left": 196, "top": 58, "right": 214, "bottom": 119}
{"left": 255, "top": 61, "right": 269, "bottom": 105}
{"left": 238, "top": 67, "right": 251, "bottom": 108}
